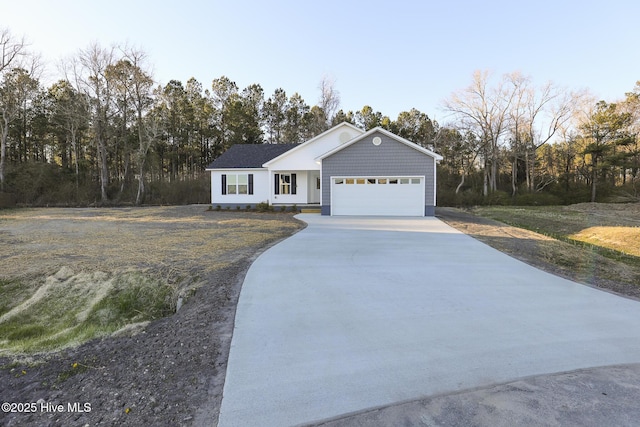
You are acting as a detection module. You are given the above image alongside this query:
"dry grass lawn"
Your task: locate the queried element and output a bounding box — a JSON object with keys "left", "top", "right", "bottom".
{"left": 464, "top": 202, "right": 640, "bottom": 296}
{"left": 0, "top": 206, "right": 302, "bottom": 354}
{"left": 570, "top": 226, "right": 640, "bottom": 257}
{"left": 473, "top": 203, "right": 640, "bottom": 256}
{"left": 0, "top": 206, "right": 300, "bottom": 278}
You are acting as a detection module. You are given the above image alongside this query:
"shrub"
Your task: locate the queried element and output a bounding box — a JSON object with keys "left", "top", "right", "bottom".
{"left": 146, "top": 176, "right": 210, "bottom": 205}
{"left": 438, "top": 190, "right": 485, "bottom": 208}
{"left": 256, "top": 201, "right": 271, "bottom": 212}
{"left": 3, "top": 163, "right": 215, "bottom": 207}
{"left": 486, "top": 190, "right": 511, "bottom": 206}
{"left": 5, "top": 162, "right": 87, "bottom": 206}
{"left": 0, "top": 192, "right": 16, "bottom": 208}
{"left": 514, "top": 192, "right": 563, "bottom": 206}
{"left": 552, "top": 186, "right": 592, "bottom": 205}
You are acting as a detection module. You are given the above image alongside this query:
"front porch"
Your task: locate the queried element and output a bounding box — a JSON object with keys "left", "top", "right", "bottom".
{"left": 271, "top": 170, "right": 320, "bottom": 205}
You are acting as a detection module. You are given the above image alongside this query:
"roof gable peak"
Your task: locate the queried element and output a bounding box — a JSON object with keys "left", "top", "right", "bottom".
{"left": 262, "top": 122, "right": 364, "bottom": 167}
{"left": 316, "top": 127, "right": 444, "bottom": 161}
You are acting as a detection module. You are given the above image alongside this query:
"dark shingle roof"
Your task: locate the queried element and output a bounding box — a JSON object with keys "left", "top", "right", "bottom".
{"left": 206, "top": 144, "right": 299, "bottom": 169}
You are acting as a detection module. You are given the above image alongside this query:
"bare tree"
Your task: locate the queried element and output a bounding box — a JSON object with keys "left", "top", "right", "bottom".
{"left": 0, "top": 28, "right": 32, "bottom": 189}
{"left": 318, "top": 74, "right": 340, "bottom": 126}
{"left": 136, "top": 112, "right": 161, "bottom": 204}
{"left": 444, "top": 70, "right": 517, "bottom": 196}
{"left": 66, "top": 43, "right": 117, "bottom": 202}
{"left": 120, "top": 47, "right": 155, "bottom": 205}
{"left": 445, "top": 71, "right": 580, "bottom": 197}
{"left": 437, "top": 126, "right": 480, "bottom": 194}
{"left": 506, "top": 73, "right": 532, "bottom": 196}
{"left": 0, "top": 28, "right": 26, "bottom": 73}
{"left": 521, "top": 83, "right": 577, "bottom": 193}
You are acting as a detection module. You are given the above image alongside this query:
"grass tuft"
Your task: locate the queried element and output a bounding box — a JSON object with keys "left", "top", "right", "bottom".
{"left": 0, "top": 271, "right": 175, "bottom": 355}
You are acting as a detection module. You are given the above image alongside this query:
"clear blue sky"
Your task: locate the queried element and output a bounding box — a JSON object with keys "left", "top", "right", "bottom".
{"left": 4, "top": 0, "right": 639, "bottom": 123}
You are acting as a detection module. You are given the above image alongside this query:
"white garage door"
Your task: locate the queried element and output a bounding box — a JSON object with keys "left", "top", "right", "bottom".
{"left": 331, "top": 177, "right": 425, "bottom": 216}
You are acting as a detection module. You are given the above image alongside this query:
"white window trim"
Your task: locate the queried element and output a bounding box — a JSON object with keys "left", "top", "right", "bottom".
{"left": 223, "top": 173, "right": 252, "bottom": 196}
{"left": 280, "top": 173, "right": 292, "bottom": 195}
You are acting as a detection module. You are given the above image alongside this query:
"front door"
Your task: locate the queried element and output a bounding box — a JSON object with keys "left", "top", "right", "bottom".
{"left": 308, "top": 171, "right": 320, "bottom": 204}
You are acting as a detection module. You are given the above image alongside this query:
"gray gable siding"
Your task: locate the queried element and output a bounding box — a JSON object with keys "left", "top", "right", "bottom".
{"left": 321, "top": 131, "right": 436, "bottom": 214}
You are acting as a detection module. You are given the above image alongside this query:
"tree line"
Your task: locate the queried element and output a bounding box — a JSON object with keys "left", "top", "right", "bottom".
{"left": 442, "top": 71, "right": 640, "bottom": 204}
{"left": 1, "top": 27, "right": 638, "bottom": 207}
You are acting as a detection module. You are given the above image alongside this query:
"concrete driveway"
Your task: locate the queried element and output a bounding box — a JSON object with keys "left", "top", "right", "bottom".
{"left": 217, "top": 215, "right": 640, "bottom": 427}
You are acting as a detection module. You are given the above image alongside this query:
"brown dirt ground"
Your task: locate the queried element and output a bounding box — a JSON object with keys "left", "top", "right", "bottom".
{"left": 2, "top": 206, "right": 639, "bottom": 427}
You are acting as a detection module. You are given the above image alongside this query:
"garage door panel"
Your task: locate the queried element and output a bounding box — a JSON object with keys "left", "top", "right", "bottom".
{"left": 331, "top": 177, "right": 424, "bottom": 216}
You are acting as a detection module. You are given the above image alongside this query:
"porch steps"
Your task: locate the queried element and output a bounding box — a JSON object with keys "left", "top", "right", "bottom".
{"left": 300, "top": 208, "right": 321, "bottom": 214}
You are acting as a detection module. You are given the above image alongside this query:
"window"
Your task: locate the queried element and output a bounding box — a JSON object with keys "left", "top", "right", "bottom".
{"left": 274, "top": 173, "right": 297, "bottom": 195}
{"left": 227, "top": 174, "right": 237, "bottom": 194}
{"left": 281, "top": 174, "right": 291, "bottom": 194}
{"left": 222, "top": 174, "right": 253, "bottom": 195}
{"left": 332, "top": 177, "right": 420, "bottom": 186}
{"left": 238, "top": 174, "right": 249, "bottom": 194}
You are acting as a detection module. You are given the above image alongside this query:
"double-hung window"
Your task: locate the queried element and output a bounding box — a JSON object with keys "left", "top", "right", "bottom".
{"left": 280, "top": 174, "right": 291, "bottom": 194}
{"left": 237, "top": 175, "right": 248, "bottom": 194}
{"left": 227, "top": 174, "right": 237, "bottom": 194}
{"left": 221, "top": 173, "right": 253, "bottom": 195}
{"left": 274, "top": 173, "right": 297, "bottom": 195}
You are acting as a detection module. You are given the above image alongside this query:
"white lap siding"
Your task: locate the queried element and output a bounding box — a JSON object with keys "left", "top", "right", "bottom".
{"left": 271, "top": 171, "right": 309, "bottom": 205}
{"left": 211, "top": 169, "right": 270, "bottom": 205}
